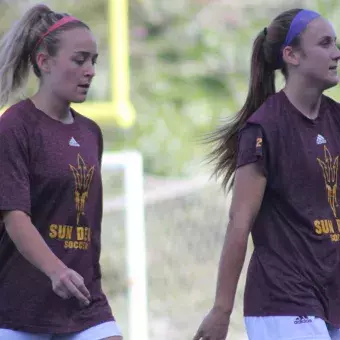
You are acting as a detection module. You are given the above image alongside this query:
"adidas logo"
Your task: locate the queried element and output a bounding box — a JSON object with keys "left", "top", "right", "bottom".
{"left": 69, "top": 137, "right": 80, "bottom": 147}
{"left": 294, "top": 316, "right": 312, "bottom": 324}
{"left": 316, "top": 134, "right": 326, "bottom": 145}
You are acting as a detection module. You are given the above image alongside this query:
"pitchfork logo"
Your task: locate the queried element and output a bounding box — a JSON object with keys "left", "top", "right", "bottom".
{"left": 317, "top": 145, "right": 339, "bottom": 218}
{"left": 69, "top": 154, "right": 95, "bottom": 225}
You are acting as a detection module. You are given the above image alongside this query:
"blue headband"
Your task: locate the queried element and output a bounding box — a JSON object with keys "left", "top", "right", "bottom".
{"left": 283, "top": 9, "right": 320, "bottom": 47}
{"left": 277, "top": 9, "right": 320, "bottom": 67}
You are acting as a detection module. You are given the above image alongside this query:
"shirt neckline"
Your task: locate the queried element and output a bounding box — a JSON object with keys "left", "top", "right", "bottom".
{"left": 25, "top": 98, "right": 78, "bottom": 127}
{"left": 279, "top": 90, "right": 328, "bottom": 126}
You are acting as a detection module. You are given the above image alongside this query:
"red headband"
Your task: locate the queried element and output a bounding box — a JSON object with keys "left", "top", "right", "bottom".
{"left": 32, "top": 16, "right": 80, "bottom": 53}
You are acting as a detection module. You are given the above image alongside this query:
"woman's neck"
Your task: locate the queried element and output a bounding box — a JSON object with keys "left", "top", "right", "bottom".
{"left": 31, "top": 89, "right": 73, "bottom": 124}
{"left": 283, "top": 80, "right": 323, "bottom": 120}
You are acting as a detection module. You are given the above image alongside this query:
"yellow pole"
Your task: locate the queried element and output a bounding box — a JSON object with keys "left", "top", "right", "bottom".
{"left": 110, "top": 0, "right": 136, "bottom": 127}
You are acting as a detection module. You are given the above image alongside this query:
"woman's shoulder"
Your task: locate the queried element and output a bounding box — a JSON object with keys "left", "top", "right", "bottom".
{"left": 72, "top": 109, "right": 103, "bottom": 136}
{"left": 322, "top": 93, "right": 340, "bottom": 111}
{"left": 0, "top": 99, "right": 35, "bottom": 130}
{"left": 246, "top": 91, "right": 286, "bottom": 130}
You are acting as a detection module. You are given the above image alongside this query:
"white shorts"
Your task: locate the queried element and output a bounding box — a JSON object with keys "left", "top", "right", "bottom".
{"left": 245, "top": 316, "right": 340, "bottom": 340}
{"left": 0, "top": 321, "right": 122, "bottom": 340}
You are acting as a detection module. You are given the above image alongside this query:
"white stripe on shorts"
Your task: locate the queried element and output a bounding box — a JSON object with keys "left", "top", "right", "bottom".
{"left": 0, "top": 321, "right": 122, "bottom": 340}
{"left": 244, "top": 316, "right": 339, "bottom": 340}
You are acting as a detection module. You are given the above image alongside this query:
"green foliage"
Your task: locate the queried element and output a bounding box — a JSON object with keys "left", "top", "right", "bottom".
{"left": 108, "top": 1, "right": 263, "bottom": 176}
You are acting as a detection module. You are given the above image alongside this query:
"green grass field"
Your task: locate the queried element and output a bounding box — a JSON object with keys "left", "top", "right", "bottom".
{"left": 99, "top": 173, "right": 252, "bottom": 339}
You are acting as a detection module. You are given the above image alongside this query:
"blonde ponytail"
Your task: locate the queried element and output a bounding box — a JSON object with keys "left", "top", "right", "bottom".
{"left": 0, "top": 4, "right": 88, "bottom": 109}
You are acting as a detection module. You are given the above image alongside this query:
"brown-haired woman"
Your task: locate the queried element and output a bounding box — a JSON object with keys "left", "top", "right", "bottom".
{"left": 194, "top": 8, "right": 340, "bottom": 340}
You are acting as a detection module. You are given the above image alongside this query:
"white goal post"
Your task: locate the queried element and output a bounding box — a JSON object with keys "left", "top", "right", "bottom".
{"left": 102, "top": 151, "right": 148, "bottom": 340}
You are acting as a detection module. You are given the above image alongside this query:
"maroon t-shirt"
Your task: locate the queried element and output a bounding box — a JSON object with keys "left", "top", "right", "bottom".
{"left": 237, "top": 90, "right": 340, "bottom": 327}
{"left": 0, "top": 99, "right": 114, "bottom": 333}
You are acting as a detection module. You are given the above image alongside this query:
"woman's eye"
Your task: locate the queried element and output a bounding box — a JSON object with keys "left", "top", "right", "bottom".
{"left": 74, "top": 59, "right": 85, "bottom": 65}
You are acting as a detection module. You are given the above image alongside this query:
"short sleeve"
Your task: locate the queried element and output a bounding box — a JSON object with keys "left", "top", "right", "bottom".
{"left": 236, "top": 123, "right": 269, "bottom": 177}
{"left": 0, "top": 115, "right": 31, "bottom": 216}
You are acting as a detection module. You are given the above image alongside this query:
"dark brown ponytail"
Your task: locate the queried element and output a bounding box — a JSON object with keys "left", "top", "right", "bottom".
{"left": 206, "top": 8, "right": 303, "bottom": 191}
